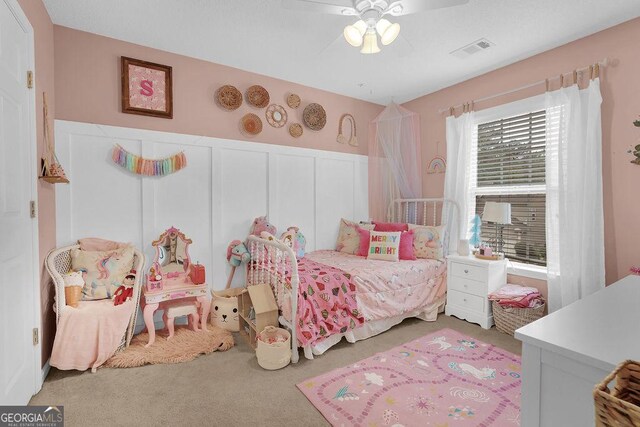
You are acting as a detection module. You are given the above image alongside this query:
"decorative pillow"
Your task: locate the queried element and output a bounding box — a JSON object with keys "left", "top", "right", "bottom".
{"left": 372, "top": 221, "right": 409, "bottom": 232}
{"left": 358, "top": 228, "right": 416, "bottom": 260}
{"left": 408, "top": 224, "right": 445, "bottom": 259}
{"left": 77, "top": 237, "right": 130, "bottom": 252}
{"left": 336, "top": 218, "right": 374, "bottom": 254}
{"left": 71, "top": 246, "right": 135, "bottom": 300}
{"left": 367, "top": 231, "right": 401, "bottom": 262}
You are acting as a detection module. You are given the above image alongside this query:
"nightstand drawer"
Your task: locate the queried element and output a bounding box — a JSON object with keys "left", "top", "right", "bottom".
{"left": 448, "top": 290, "right": 485, "bottom": 312}
{"left": 449, "top": 276, "right": 488, "bottom": 297}
{"left": 451, "top": 262, "right": 488, "bottom": 282}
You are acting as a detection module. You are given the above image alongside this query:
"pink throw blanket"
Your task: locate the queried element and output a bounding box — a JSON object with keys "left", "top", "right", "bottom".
{"left": 50, "top": 299, "right": 133, "bottom": 372}
{"left": 288, "top": 258, "right": 364, "bottom": 347}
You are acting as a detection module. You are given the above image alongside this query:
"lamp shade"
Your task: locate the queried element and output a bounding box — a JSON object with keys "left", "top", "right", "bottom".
{"left": 376, "top": 19, "right": 400, "bottom": 46}
{"left": 360, "top": 31, "right": 380, "bottom": 54}
{"left": 482, "top": 202, "right": 511, "bottom": 224}
{"left": 344, "top": 20, "right": 367, "bottom": 47}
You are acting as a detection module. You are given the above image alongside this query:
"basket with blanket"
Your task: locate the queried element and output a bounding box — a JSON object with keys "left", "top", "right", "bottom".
{"left": 489, "top": 284, "right": 545, "bottom": 336}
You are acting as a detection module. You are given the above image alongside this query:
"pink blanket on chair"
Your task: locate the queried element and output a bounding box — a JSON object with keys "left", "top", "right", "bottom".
{"left": 50, "top": 299, "right": 133, "bottom": 372}
{"left": 289, "top": 258, "right": 364, "bottom": 347}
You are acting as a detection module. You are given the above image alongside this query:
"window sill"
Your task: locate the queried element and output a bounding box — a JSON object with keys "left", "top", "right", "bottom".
{"left": 506, "top": 260, "right": 547, "bottom": 281}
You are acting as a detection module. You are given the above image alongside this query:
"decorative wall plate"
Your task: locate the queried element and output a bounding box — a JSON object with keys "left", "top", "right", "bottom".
{"left": 241, "top": 113, "right": 263, "bottom": 136}
{"left": 265, "top": 104, "right": 288, "bottom": 128}
{"left": 287, "top": 93, "right": 301, "bottom": 109}
{"left": 289, "top": 123, "right": 303, "bottom": 138}
{"left": 215, "top": 85, "right": 243, "bottom": 111}
{"left": 246, "top": 85, "right": 270, "bottom": 108}
{"left": 303, "top": 103, "right": 327, "bottom": 131}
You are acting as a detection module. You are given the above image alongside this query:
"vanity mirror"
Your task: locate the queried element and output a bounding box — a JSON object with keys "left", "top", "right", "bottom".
{"left": 152, "top": 226, "right": 192, "bottom": 277}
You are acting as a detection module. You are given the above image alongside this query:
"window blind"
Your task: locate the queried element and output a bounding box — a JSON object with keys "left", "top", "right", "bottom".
{"left": 475, "top": 194, "right": 546, "bottom": 266}
{"left": 477, "top": 110, "right": 546, "bottom": 187}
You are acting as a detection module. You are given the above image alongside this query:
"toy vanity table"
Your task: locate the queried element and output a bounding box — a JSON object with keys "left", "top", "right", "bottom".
{"left": 140, "top": 227, "right": 211, "bottom": 347}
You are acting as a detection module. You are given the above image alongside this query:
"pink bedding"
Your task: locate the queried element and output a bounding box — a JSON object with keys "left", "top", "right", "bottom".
{"left": 287, "top": 257, "right": 365, "bottom": 347}
{"left": 305, "top": 250, "right": 447, "bottom": 323}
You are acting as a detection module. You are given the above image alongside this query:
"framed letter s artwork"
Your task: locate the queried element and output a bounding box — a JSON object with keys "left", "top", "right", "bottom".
{"left": 121, "top": 56, "right": 173, "bottom": 119}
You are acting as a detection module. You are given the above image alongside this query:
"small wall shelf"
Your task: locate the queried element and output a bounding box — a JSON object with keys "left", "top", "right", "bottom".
{"left": 39, "top": 176, "right": 69, "bottom": 184}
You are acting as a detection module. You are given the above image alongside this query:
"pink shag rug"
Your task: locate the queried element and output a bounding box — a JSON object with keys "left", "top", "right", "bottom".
{"left": 297, "top": 328, "right": 521, "bottom": 426}
{"left": 104, "top": 325, "right": 234, "bottom": 368}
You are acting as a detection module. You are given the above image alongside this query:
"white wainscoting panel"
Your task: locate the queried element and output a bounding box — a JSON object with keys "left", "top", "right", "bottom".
{"left": 55, "top": 121, "right": 369, "bottom": 299}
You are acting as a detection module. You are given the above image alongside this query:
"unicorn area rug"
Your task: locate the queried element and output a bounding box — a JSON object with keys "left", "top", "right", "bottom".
{"left": 297, "top": 328, "right": 521, "bottom": 426}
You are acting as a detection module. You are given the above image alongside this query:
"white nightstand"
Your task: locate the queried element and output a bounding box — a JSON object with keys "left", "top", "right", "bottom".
{"left": 445, "top": 255, "right": 507, "bottom": 329}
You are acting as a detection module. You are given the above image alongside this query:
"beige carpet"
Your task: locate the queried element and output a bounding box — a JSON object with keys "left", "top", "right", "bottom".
{"left": 31, "top": 316, "right": 521, "bottom": 426}
{"left": 104, "top": 325, "right": 234, "bottom": 368}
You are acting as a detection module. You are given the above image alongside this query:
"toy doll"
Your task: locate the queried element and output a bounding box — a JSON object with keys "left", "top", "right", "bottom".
{"left": 113, "top": 269, "right": 136, "bottom": 306}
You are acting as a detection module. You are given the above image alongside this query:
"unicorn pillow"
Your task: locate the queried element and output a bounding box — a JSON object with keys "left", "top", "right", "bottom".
{"left": 71, "top": 246, "right": 134, "bottom": 300}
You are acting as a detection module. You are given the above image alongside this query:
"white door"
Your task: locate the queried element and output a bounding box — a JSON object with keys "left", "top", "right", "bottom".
{"left": 0, "top": 0, "right": 39, "bottom": 405}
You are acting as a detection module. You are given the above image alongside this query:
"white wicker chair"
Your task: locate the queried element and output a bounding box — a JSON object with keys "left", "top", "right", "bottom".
{"left": 45, "top": 244, "right": 145, "bottom": 349}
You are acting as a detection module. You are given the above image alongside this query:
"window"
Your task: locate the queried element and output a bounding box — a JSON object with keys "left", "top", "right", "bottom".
{"left": 472, "top": 109, "right": 547, "bottom": 267}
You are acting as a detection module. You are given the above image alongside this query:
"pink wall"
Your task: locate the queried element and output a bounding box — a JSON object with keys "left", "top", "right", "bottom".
{"left": 53, "top": 26, "right": 383, "bottom": 156}
{"left": 18, "top": 0, "right": 56, "bottom": 367}
{"left": 404, "top": 17, "right": 640, "bottom": 292}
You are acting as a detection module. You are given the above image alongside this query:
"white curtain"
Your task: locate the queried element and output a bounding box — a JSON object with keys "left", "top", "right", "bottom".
{"left": 443, "top": 111, "right": 476, "bottom": 254}
{"left": 369, "top": 103, "right": 422, "bottom": 222}
{"left": 545, "top": 78, "right": 605, "bottom": 312}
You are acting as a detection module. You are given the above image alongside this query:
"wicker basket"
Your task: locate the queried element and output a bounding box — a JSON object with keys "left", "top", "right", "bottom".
{"left": 491, "top": 301, "right": 545, "bottom": 336}
{"left": 594, "top": 360, "right": 640, "bottom": 427}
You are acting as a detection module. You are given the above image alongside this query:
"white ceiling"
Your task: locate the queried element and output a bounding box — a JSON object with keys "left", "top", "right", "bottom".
{"left": 43, "top": 0, "right": 640, "bottom": 105}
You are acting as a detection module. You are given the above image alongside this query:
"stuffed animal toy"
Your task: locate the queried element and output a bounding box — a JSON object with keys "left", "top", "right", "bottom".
{"left": 280, "top": 226, "right": 306, "bottom": 259}
{"left": 248, "top": 216, "right": 277, "bottom": 238}
{"left": 226, "top": 240, "right": 250, "bottom": 267}
{"left": 225, "top": 240, "right": 251, "bottom": 289}
{"left": 113, "top": 269, "right": 136, "bottom": 306}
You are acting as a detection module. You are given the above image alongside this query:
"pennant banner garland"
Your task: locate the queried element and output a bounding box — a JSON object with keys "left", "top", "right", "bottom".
{"left": 112, "top": 144, "right": 187, "bottom": 176}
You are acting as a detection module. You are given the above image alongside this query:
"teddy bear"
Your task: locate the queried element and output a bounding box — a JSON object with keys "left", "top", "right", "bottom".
{"left": 113, "top": 269, "right": 136, "bottom": 306}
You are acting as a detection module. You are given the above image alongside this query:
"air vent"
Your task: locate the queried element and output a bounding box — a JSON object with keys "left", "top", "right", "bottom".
{"left": 450, "top": 38, "right": 494, "bottom": 59}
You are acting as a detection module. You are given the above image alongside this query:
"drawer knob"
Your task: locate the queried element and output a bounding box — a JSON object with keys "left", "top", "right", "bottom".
{"left": 463, "top": 298, "right": 467, "bottom": 302}
{"left": 464, "top": 284, "right": 467, "bottom": 288}
{"left": 464, "top": 269, "right": 469, "bottom": 274}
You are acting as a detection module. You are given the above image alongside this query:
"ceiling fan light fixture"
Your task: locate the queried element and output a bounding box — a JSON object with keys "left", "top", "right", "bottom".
{"left": 360, "top": 30, "right": 380, "bottom": 54}
{"left": 377, "top": 20, "right": 400, "bottom": 45}
{"left": 343, "top": 19, "right": 367, "bottom": 47}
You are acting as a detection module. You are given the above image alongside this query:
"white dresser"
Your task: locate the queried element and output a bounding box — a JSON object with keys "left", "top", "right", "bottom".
{"left": 516, "top": 275, "right": 640, "bottom": 427}
{"left": 445, "top": 255, "right": 507, "bottom": 329}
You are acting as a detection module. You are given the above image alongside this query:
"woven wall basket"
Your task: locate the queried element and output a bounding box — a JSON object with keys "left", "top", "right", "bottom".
{"left": 303, "top": 103, "right": 327, "bottom": 131}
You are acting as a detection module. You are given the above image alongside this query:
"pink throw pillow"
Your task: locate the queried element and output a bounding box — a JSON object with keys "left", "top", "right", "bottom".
{"left": 372, "top": 221, "right": 409, "bottom": 232}
{"left": 357, "top": 227, "right": 371, "bottom": 257}
{"left": 399, "top": 230, "right": 416, "bottom": 260}
{"left": 357, "top": 228, "right": 416, "bottom": 260}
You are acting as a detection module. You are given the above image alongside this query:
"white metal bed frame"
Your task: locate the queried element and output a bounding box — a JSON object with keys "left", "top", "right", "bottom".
{"left": 246, "top": 198, "right": 459, "bottom": 363}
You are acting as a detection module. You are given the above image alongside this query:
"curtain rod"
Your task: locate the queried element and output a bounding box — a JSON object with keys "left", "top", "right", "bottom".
{"left": 437, "top": 57, "right": 609, "bottom": 115}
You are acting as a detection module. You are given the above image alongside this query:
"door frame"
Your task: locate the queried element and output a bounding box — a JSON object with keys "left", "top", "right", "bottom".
{"left": 3, "top": 0, "right": 43, "bottom": 395}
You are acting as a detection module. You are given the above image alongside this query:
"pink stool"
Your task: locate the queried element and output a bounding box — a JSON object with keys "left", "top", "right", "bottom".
{"left": 162, "top": 302, "right": 200, "bottom": 339}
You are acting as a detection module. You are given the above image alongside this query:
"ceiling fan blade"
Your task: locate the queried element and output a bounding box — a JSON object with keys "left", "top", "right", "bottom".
{"left": 386, "top": 0, "right": 469, "bottom": 16}
{"left": 281, "top": 0, "right": 358, "bottom": 16}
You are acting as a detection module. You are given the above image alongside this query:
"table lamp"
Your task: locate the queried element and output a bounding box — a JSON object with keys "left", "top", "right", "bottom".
{"left": 482, "top": 202, "right": 511, "bottom": 255}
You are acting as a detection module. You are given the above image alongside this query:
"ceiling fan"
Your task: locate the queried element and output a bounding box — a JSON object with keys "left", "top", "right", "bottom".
{"left": 282, "top": 0, "right": 470, "bottom": 54}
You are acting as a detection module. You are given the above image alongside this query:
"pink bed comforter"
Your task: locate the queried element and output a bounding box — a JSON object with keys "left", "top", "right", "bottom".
{"left": 305, "top": 250, "right": 447, "bottom": 322}
{"left": 50, "top": 299, "right": 133, "bottom": 372}
{"left": 286, "top": 257, "right": 365, "bottom": 347}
